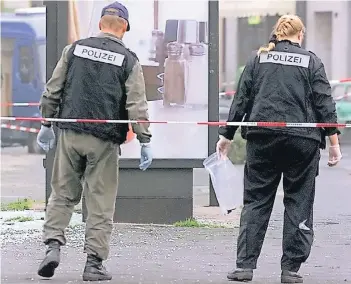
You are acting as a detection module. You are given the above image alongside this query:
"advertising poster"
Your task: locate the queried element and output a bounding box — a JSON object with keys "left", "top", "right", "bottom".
{"left": 68, "top": 0, "right": 209, "bottom": 159}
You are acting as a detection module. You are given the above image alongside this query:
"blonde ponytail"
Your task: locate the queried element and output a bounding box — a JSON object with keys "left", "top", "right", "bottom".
{"left": 257, "top": 42, "right": 276, "bottom": 56}
{"left": 257, "top": 15, "right": 305, "bottom": 56}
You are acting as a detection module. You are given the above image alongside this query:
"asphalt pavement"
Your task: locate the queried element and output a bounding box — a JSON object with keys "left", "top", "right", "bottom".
{"left": 1, "top": 146, "right": 351, "bottom": 283}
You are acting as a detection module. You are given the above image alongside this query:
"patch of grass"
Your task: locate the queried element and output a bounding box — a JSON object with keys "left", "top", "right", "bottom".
{"left": 173, "top": 218, "right": 225, "bottom": 228}
{"left": 1, "top": 198, "right": 33, "bottom": 211}
{"left": 4, "top": 216, "right": 34, "bottom": 222}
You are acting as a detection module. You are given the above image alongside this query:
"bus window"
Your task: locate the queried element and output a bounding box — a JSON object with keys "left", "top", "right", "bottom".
{"left": 19, "top": 45, "right": 35, "bottom": 83}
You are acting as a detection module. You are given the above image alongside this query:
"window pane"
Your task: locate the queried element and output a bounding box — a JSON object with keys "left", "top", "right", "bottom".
{"left": 37, "top": 44, "right": 46, "bottom": 83}
{"left": 19, "top": 46, "right": 35, "bottom": 83}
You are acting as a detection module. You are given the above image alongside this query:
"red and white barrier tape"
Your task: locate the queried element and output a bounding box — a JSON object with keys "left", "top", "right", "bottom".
{"left": 219, "top": 91, "right": 236, "bottom": 96}
{"left": 1, "top": 102, "right": 40, "bottom": 107}
{"left": 1, "top": 123, "right": 39, "bottom": 133}
{"left": 330, "top": 78, "right": 351, "bottom": 84}
{"left": 1, "top": 117, "right": 350, "bottom": 128}
{"left": 217, "top": 92, "right": 349, "bottom": 100}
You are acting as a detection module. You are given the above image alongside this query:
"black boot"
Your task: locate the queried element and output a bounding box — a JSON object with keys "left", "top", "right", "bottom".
{"left": 37, "top": 240, "right": 61, "bottom": 278}
{"left": 227, "top": 268, "right": 253, "bottom": 282}
{"left": 82, "top": 255, "right": 112, "bottom": 281}
{"left": 281, "top": 270, "right": 303, "bottom": 283}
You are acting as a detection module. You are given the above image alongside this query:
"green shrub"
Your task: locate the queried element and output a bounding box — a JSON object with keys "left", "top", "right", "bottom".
{"left": 228, "top": 128, "right": 247, "bottom": 165}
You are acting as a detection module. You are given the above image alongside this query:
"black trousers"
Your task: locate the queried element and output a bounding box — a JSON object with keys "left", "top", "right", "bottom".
{"left": 236, "top": 134, "right": 320, "bottom": 272}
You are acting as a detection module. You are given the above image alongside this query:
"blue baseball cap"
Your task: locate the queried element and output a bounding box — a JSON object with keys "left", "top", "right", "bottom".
{"left": 101, "top": 1, "right": 130, "bottom": 31}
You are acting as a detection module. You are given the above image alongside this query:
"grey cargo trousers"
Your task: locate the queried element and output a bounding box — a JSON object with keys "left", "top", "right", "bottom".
{"left": 43, "top": 129, "right": 119, "bottom": 260}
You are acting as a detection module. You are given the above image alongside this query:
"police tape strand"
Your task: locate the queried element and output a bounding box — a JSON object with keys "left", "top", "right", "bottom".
{"left": 0, "top": 102, "right": 41, "bottom": 107}
{"left": 1, "top": 123, "right": 40, "bottom": 133}
{"left": 1, "top": 116, "right": 350, "bottom": 128}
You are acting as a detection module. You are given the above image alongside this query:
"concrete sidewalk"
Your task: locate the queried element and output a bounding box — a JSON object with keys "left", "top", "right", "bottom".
{"left": 1, "top": 209, "right": 350, "bottom": 284}
{"left": 1, "top": 158, "right": 350, "bottom": 283}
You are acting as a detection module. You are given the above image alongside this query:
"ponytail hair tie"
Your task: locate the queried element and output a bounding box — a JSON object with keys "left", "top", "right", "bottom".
{"left": 269, "top": 34, "right": 278, "bottom": 44}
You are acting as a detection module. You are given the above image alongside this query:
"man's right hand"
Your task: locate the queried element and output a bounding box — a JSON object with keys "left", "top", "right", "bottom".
{"left": 139, "top": 143, "right": 152, "bottom": 171}
{"left": 328, "top": 144, "right": 342, "bottom": 167}
{"left": 37, "top": 125, "right": 55, "bottom": 153}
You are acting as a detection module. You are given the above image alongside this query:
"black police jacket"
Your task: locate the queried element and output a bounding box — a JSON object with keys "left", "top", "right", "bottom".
{"left": 57, "top": 36, "right": 137, "bottom": 144}
{"left": 219, "top": 40, "right": 340, "bottom": 147}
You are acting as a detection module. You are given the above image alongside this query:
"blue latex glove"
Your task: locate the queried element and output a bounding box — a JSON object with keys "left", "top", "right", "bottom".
{"left": 139, "top": 143, "right": 152, "bottom": 171}
{"left": 37, "top": 125, "right": 55, "bottom": 153}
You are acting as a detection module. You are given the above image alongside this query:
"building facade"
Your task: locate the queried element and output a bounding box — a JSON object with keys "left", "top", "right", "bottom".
{"left": 219, "top": 0, "right": 351, "bottom": 91}
{"left": 219, "top": 0, "right": 296, "bottom": 90}
{"left": 305, "top": 0, "right": 351, "bottom": 80}
{"left": 2, "top": 0, "right": 349, "bottom": 86}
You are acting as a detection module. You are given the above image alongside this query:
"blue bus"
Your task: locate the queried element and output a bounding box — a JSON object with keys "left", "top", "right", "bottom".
{"left": 1, "top": 7, "right": 46, "bottom": 153}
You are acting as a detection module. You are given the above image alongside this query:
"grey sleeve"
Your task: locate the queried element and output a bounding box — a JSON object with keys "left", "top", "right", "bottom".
{"left": 39, "top": 44, "right": 72, "bottom": 118}
{"left": 125, "top": 61, "right": 152, "bottom": 144}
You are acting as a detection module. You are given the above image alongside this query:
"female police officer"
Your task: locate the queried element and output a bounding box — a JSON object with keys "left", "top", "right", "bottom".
{"left": 216, "top": 15, "right": 342, "bottom": 283}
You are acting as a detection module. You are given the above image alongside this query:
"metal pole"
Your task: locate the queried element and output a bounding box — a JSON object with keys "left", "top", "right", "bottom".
{"left": 208, "top": 0, "right": 219, "bottom": 206}
{"left": 153, "top": 0, "right": 159, "bottom": 30}
{"left": 43, "top": 0, "right": 68, "bottom": 207}
{"left": 296, "top": 1, "right": 307, "bottom": 49}
{"left": 43, "top": 1, "right": 58, "bottom": 206}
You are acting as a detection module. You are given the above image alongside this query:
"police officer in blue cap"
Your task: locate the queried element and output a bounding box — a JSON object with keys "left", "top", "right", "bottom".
{"left": 37, "top": 2, "right": 152, "bottom": 281}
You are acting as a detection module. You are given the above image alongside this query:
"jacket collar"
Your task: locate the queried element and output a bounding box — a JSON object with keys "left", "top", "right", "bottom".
{"left": 277, "top": 40, "right": 301, "bottom": 48}
{"left": 96, "top": 32, "right": 125, "bottom": 46}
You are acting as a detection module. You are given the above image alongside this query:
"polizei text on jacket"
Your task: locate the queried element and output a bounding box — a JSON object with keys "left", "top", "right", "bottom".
{"left": 259, "top": 51, "right": 310, "bottom": 68}
{"left": 73, "top": 44, "right": 125, "bottom": 67}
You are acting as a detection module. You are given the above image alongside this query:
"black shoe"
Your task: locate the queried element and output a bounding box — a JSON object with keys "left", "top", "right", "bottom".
{"left": 82, "top": 255, "right": 112, "bottom": 281}
{"left": 281, "top": 270, "right": 303, "bottom": 283}
{"left": 38, "top": 240, "right": 61, "bottom": 278}
{"left": 227, "top": 268, "right": 253, "bottom": 282}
